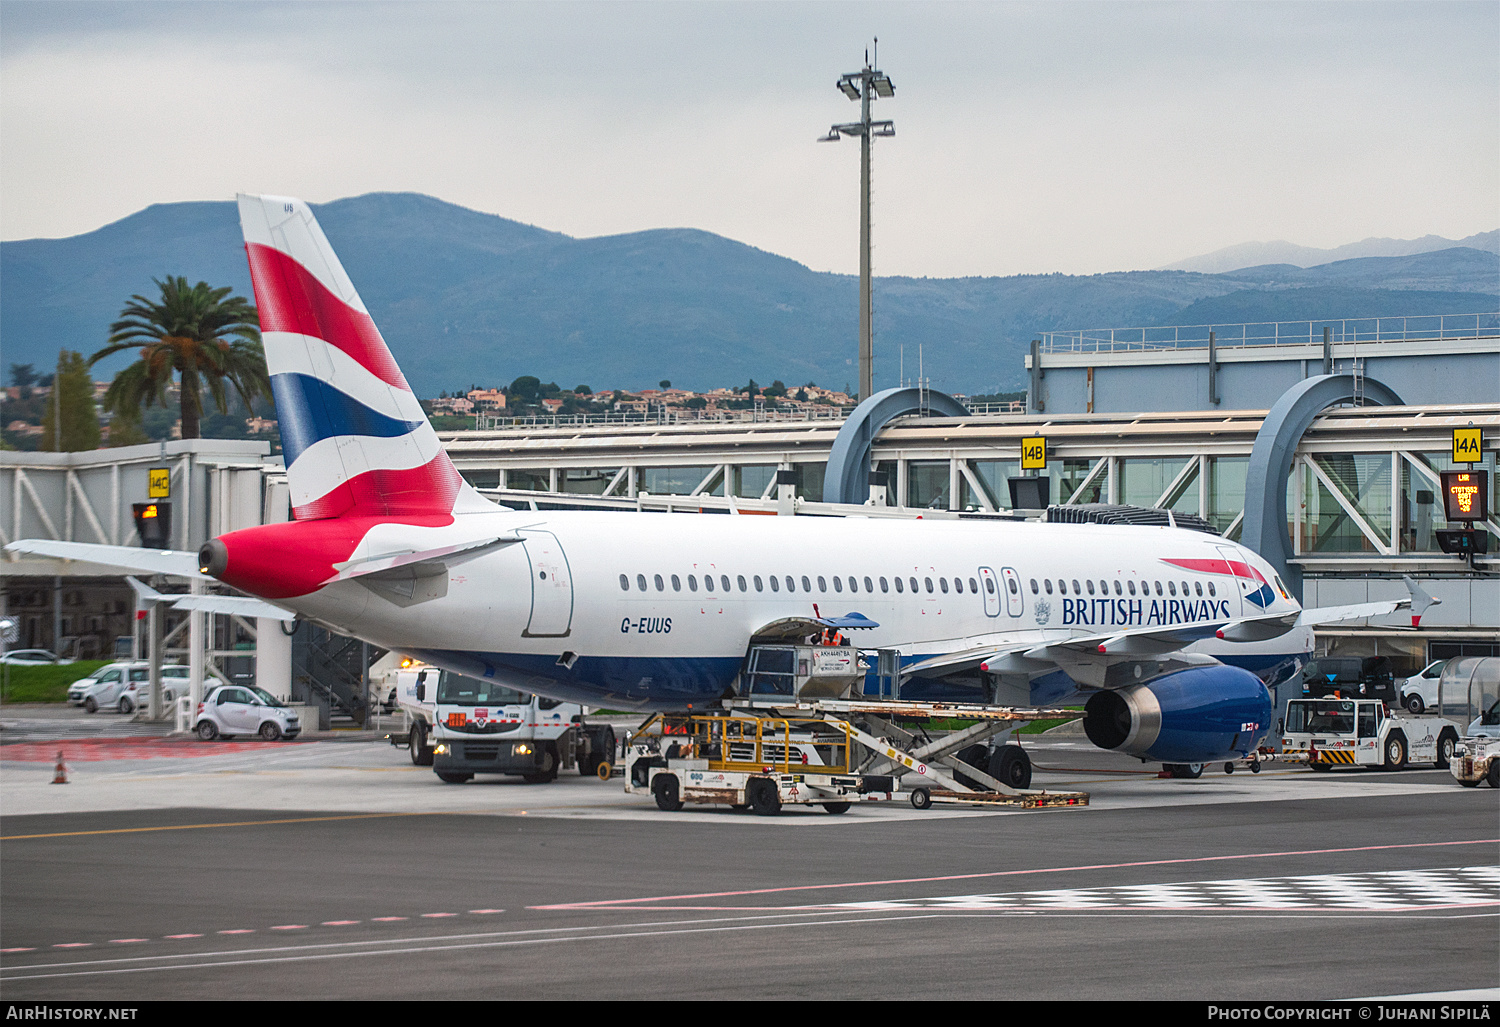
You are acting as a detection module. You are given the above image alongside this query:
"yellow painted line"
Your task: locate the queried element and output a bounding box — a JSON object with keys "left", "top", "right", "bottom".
{"left": 1, "top": 811, "right": 455, "bottom": 841}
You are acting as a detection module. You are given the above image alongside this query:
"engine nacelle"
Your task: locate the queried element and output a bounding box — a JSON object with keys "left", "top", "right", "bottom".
{"left": 1082, "top": 665, "right": 1272, "bottom": 764}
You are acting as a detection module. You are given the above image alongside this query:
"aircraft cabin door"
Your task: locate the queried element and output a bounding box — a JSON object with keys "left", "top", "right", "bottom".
{"left": 978, "top": 567, "right": 1002, "bottom": 617}
{"left": 521, "top": 530, "right": 574, "bottom": 638}
{"left": 1214, "top": 545, "right": 1247, "bottom": 619}
{"left": 1001, "top": 567, "right": 1025, "bottom": 617}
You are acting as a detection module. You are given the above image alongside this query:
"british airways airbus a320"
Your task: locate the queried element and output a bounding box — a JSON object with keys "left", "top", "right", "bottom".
{"left": 7, "top": 194, "right": 1434, "bottom": 770}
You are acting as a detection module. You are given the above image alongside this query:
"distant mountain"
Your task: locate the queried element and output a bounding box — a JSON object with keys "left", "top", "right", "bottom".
{"left": 1162, "top": 231, "right": 1499, "bottom": 274}
{"left": 3, "top": 194, "right": 1496, "bottom": 397}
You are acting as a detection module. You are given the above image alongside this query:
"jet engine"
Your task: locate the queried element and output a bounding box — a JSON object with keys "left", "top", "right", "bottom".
{"left": 1082, "top": 664, "right": 1272, "bottom": 764}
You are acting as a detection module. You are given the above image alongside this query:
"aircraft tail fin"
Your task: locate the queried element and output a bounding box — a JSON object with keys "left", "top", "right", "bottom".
{"left": 236, "top": 194, "right": 490, "bottom": 521}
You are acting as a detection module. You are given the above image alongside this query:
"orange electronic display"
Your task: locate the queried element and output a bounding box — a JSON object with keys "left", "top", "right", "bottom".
{"left": 1440, "top": 470, "right": 1488, "bottom": 523}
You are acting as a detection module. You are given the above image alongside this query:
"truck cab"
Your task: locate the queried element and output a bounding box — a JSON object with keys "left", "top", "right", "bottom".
{"left": 1282, "top": 697, "right": 1458, "bottom": 771}
{"left": 428, "top": 670, "right": 613, "bottom": 784}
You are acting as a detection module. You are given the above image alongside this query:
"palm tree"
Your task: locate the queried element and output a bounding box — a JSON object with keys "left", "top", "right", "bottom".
{"left": 90, "top": 277, "right": 270, "bottom": 440}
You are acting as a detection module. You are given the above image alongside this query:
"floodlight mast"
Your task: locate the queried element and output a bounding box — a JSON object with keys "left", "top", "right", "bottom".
{"left": 821, "top": 45, "right": 894, "bottom": 402}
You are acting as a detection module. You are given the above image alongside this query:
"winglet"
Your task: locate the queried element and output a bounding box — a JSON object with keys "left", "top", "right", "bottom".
{"left": 1403, "top": 575, "right": 1441, "bottom": 628}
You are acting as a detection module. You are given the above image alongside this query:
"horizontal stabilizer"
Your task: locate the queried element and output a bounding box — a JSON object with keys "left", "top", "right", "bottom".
{"left": 5, "top": 540, "right": 207, "bottom": 579}
{"left": 324, "top": 535, "right": 519, "bottom": 584}
{"left": 125, "top": 577, "right": 296, "bottom": 622}
{"left": 1295, "top": 599, "right": 1408, "bottom": 628}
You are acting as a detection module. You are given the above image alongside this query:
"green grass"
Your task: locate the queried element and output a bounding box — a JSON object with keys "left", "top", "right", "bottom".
{"left": 0, "top": 660, "right": 110, "bottom": 703}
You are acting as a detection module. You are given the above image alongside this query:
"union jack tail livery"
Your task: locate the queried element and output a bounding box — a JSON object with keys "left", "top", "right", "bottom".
{"left": 238, "top": 194, "right": 490, "bottom": 521}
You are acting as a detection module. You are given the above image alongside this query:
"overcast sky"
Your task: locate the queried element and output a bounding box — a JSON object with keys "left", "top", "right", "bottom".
{"left": 2, "top": 0, "right": 1496, "bottom": 277}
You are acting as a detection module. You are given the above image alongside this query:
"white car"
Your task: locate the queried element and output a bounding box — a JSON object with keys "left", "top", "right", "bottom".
{"left": 194, "top": 684, "right": 300, "bottom": 741}
{"left": 1, "top": 649, "right": 70, "bottom": 665}
{"left": 1399, "top": 660, "right": 1448, "bottom": 714}
{"left": 70, "top": 662, "right": 189, "bottom": 713}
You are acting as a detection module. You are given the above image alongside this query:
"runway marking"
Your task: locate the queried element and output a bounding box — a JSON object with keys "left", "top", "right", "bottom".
{"left": 803, "top": 866, "right": 1500, "bottom": 914}
{"left": 0, "top": 810, "right": 452, "bottom": 841}
{"left": 531, "top": 837, "right": 1500, "bottom": 909}
{"left": 4, "top": 907, "right": 1493, "bottom": 983}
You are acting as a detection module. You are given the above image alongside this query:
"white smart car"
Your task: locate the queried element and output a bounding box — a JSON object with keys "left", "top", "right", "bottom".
{"left": 70, "top": 662, "right": 189, "bottom": 713}
{"left": 194, "top": 684, "right": 301, "bottom": 741}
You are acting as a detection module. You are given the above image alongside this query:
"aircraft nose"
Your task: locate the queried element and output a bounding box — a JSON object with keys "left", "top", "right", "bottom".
{"left": 199, "top": 538, "right": 228, "bottom": 577}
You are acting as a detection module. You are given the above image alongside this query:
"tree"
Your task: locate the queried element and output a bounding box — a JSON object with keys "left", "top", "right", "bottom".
{"left": 40, "top": 351, "right": 101, "bottom": 452}
{"left": 89, "top": 277, "right": 269, "bottom": 440}
{"left": 509, "top": 375, "right": 541, "bottom": 402}
{"left": 8, "top": 363, "right": 36, "bottom": 390}
{"left": 659, "top": 380, "right": 671, "bottom": 390}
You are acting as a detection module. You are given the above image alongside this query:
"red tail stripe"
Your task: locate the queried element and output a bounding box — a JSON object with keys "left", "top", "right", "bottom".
{"left": 215, "top": 514, "right": 455, "bottom": 600}
{"left": 290, "top": 454, "right": 463, "bottom": 523}
{"left": 245, "top": 243, "right": 409, "bottom": 391}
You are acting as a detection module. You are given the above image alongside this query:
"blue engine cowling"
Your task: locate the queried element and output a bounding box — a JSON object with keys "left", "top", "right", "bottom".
{"left": 1082, "top": 665, "right": 1273, "bottom": 764}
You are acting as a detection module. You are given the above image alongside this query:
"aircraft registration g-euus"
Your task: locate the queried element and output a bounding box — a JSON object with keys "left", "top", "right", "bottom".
{"left": 6, "top": 194, "right": 1437, "bottom": 771}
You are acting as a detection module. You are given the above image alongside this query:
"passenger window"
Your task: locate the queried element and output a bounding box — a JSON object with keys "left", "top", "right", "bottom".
{"left": 1086, "top": 580, "right": 1095, "bottom": 595}
{"left": 1072, "top": 579, "right": 1081, "bottom": 594}
{"left": 786, "top": 576, "right": 796, "bottom": 592}
{"left": 1128, "top": 580, "right": 1137, "bottom": 595}
{"left": 1195, "top": 581, "right": 1203, "bottom": 596}
{"left": 1181, "top": 581, "right": 1190, "bottom": 596}
{"left": 737, "top": 575, "right": 747, "bottom": 592}
{"left": 803, "top": 576, "right": 812, "bottom": 592}
{"left": 925, "top": 577, "right": 934, "bottom": 593}
{"left": 1099, "top": 580, "right": 1108, "bottom": 594}
{"left": 818, "top": 576, "right": 827, "bottom": 592}
{"left": 654, "top": 574, "right": 665, "bottom": 591}
{"left": 894, "top": 576, "right": 904, "bottom": 593}
{"left": 671, "top": 574, "right": 681, "bottom": 592}
{"left": 619, "top": 574, "right": 629, "bottom": 591}
{"left": 1155, "top": 581, "right": 1164, "bottom": 596}
{"left": 969, "top": 577, "right": 979, "bottom": 593}
{"left": 753, "top": 575, "right": 763, "bottom": 592}
{"left": 939, "top": 578, "right": 949, "bottom": 594}
{"left": 637, "top": 574, "right": 648, "bottom": 592}
{"left": 849, "top": 576, "right": 859, "bottom": 593}
{"left": 769, "top": 575, "right": 779, "bottom": 592}
{"left": 1045, "top": 579, "right": 1054, "bottom": 595}
{"left": 986, "top": 578, "right": 997, "bottom": 594}
{"left": 1030, "top": 579, "right": 1038, "bottom": 594}
{"left": 833, "top": 577, "right": 843, "bottom": 593}
{"left": 688, "top": 574, "right": 698, "bottom": 592}
{"left": 909, "top": 577, "right": 918, "bottom": 593}
{"left": 880, "top": 577, "right": 889, "bottom": 593}
{"left": 864, "top": 576, "right": 874, "bottom": 593}
{"left": 1208, "top": 582, "right": 1216, "bottom": 596}
{"left": 721, "top": 575, "right": 731, "bottom": 592}
{"left": 1168, "top": 581, "right": 1176, "bottom": 596}
{"left": 1114, "top": 580, "right": 1123, "bottom": 595}
{"left": 1007, "top": 578, "right": 1017, "bottom": 595}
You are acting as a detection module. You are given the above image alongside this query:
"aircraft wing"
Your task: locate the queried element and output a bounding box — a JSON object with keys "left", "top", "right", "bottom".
{"left": 4, "top": 540, "right": 209, "bottom": 579}
{"left": 1290, "top": 576, "right": 1439, "bottom": 628}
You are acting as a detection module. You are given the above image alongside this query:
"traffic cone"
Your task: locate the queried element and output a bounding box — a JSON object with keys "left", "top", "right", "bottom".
{"left": 52, "top": 751, "right": 68, "bottom": 785}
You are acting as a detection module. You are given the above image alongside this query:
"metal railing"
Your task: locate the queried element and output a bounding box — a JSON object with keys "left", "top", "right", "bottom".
{"left": 1039, "top": 312, "right": 1500, "bottom": 355}
{"left": 470, "top": 406, "right": 855, "bottom": 432}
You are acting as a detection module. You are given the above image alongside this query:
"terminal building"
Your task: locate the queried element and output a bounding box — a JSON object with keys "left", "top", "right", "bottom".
{"left": 3, "top": 314, "right": 1496, "bottom": 723}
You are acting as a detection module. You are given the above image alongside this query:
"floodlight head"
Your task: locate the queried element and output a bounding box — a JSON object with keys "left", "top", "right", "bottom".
{"left": 819, "top": 130, "right": 841, "bottom": 142}
{"left": 872, "top": 74, "right": 894, "bottom": 98}
{"left": 838, "top": 79, "right": 860, "bottom": 100}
